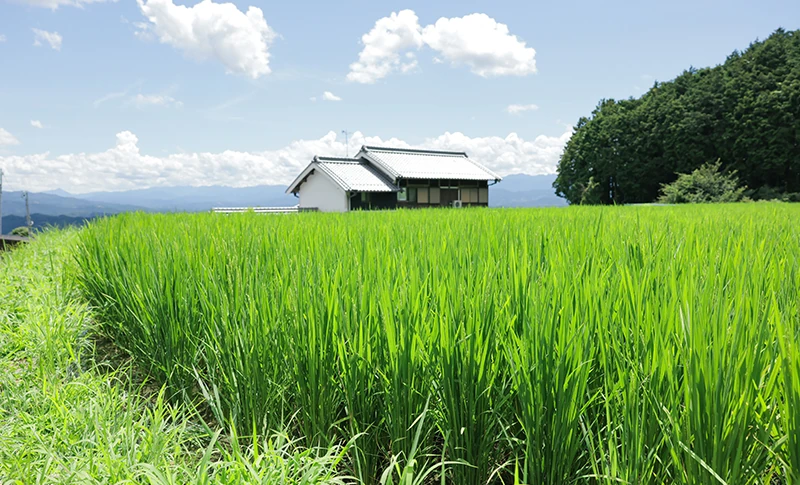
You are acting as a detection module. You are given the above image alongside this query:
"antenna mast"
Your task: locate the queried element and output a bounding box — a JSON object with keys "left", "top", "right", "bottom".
{"left": 342, "top": 130, "right": 349, "bottom": 158}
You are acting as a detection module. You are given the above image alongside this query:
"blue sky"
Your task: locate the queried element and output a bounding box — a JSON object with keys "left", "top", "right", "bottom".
{"left": 0, "top": 0, "right": 796, "bottom": 192}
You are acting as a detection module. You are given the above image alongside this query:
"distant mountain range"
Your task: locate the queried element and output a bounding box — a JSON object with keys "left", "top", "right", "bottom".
{"left": 490, "top": 174, "right": 567, "bottom": 208}
{"left": 1, "top": 174, "right": 565, "bottom": 231}
{"left": 71, "top": 185, "right": 298, "bottom": 212}
{"left": 1, "top": 190, "right": 145, "bottom": 217}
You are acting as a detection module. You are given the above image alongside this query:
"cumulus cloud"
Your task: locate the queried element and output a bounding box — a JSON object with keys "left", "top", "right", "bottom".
{"left": 421, "top": 129, "right": 571, "bottom": 176}
{"left": 11, "top": 0, "right": 110, "bottom": 9}
{"left": 348, "top": 10, "right": 536, "bottom": 83}
{"left": 0, "top": 128, "right": 571, "bottom": 193}
{"left": 346, "top": 9, "right": 424, "bottom": 84}
{"left": 131, "top": 93, "right": 182, "bottom": 108}
{"left": 506, "top": 103, "right": 539, "bottom": 114}
{"left": 321, "top": 91, "right": 342, "bottom": 101}
{"left": 32, "top": 29, "right": 62, "bottom": 50}
{"left": 136, "top": 0, "right": 277, "bottom": 79}
{"left": 0, "top": 128, "right": 20, "bottom": 146}
{"left": 421, "top": 14, "right": 535, "bottom": 77}
{"left": 30, "top": 120, "right": 43, "bottom": 129}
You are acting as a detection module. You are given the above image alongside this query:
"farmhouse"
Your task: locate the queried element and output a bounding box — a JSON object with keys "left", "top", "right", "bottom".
{"left": 286, "top": 145, "right": 502, "bottom": 212}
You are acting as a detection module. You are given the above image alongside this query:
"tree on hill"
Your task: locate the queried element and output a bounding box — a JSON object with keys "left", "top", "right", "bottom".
{"left": 554, "top": 28, "right": 800, "bottom": 204}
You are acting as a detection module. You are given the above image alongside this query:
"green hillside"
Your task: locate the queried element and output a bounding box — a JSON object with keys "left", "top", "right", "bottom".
{"left": 555, "top": 28, "right": 800, "bottom": 204}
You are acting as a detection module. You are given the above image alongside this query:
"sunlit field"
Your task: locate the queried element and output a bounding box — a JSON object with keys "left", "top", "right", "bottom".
{"left": 75, "top": 205, "right": 800, "bottom": 484}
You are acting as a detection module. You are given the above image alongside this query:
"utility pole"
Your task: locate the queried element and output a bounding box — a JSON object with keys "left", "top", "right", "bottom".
{"left": 24, "top": 191, "right": 32, "bottom": 234}
{"left": 0, "top": 168, "right": 4, "bottom": 236}
{"left": 341, "top": 130, "right": 349, "bottom": 158}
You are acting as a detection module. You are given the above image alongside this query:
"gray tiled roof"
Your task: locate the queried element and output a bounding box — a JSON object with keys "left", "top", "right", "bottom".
{"left": 313, "top": 158, "right": 399, "bottom": 192}
{"left": 360, "top": 146, "right": 501, "bottom": 181}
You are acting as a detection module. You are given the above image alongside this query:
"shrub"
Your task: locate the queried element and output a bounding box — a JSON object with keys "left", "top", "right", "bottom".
{"left": 658, "top": 160, "right": 746, "bottom": 203}
{"left": 10, "top": 226, "right": 30, "bottom": 237}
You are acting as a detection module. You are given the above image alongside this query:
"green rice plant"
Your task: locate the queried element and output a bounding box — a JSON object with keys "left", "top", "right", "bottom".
{"left": 775, "top": 280, "right": 800, "bottom": 484}
{"left": 657, "top": 221, "right": 780, "bottom": 485}
{"left": 778, "top": 329, "right": 800, "bottom": 485}
{"left": 432, "top": 265, "right": 512, "bottom": 485}
{"left": 0, "top": 229, "right": 350, "bottom": 484}
{"left": 72, "top": 204, "right": 800, "bottom": 484}
{"left": 504, "top": 236, "right": 598, "bottom": 484}
{"left": 336, "top": 272, "right": 387, "bottom": 483}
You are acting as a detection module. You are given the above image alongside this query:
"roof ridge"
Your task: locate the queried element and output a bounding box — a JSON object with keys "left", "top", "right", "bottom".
{"left": 362, "top": 145, "right": 468, "bottom": 157}
{"left": 316, "top": 156, "right": 361, "bottom": 162}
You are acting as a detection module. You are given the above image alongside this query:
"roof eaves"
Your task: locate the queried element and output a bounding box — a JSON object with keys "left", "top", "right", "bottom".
{"left": 285, "top": 161, "right": 317, "bottom": 194}
{"left": 462, "top": 158, "right": 502, "bottom": 181}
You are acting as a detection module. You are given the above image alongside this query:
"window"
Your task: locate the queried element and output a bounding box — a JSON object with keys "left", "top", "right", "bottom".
{"left": 462, "top": 188, "right": 478, "bottom": 203}
{"left": 408, "top": 187, "right": 418, "bottom": 203}
{"left": 418, "top": 187, "right": 428, "bottom": 203}
{"left": 397, "top": 189, "right": 407, "bottom": 201}
{"left": 478, "top": 188, "right": 488, "bottom": 203}
{"left": 429, "top": 187, "right": 440, "bottom": 204}
{"left": 361, "top": 192, "right": 368, "bottom": 202}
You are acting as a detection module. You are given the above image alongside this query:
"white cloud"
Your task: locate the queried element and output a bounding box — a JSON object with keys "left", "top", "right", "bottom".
{"left": 30, "top": 120, "right": 43, "bottom": 129}
{"left": 400, "top": 59, "right": 418, "bottom": 73}
{"left": 0, "top": 128, "right": 20, "bottom": 146}
{"left": 421, "top": 129, "right": 571, "bottom": 176}
{"left": 421, "top": 14, "right": 536, "bottom": 77}
{"left": 348, "top": 11, "right": 536, "bottom": 83}
{"left": 94, "top": 87, "right": 133, "bottom": 108}
{"left": 346, "top": 9, "right": 424, "bottom": 84}
{"left": 32, "top": 29, "right": 62, "bottom": 50}
{"left": 321, "top": 91, "right": 341, "bottom": 102}
{"left": 11, "top": 0, "right": 110, "bottom": 9}
{"left": 506, "top": 103, "right": 539, "bottom": 114}
{"left": 0, "top": 34, "right": 6, "bottom": 42}
{"left": 131, "top": 93, "right": 182, "bottom": 108}
{"left": 0, "top": 128, "right": 571, "bottom": 193}
{"left": 136, "top": 0, "right": 277, "bottom": 79}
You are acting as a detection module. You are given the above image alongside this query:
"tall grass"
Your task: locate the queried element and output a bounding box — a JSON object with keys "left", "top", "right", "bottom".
{"left": 75, "top": 204, "right": 800, "bottom": 484}
{"left": 0, "top": 230, "right": 349, "bottom": 484}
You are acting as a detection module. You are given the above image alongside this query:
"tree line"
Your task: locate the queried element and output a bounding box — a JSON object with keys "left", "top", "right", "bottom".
{"left": 554, "top": 28, "right": 800, "bottom": 204}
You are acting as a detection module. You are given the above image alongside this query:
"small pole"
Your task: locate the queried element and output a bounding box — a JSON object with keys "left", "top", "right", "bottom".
{"left": 342, "top": 130, "right": 349, "bottom": 158}
{"left": 24, "top": 191, "right": 32, "bottom": 233}
{"left": 0, "top": 168, "right": 4, "bottom": 235}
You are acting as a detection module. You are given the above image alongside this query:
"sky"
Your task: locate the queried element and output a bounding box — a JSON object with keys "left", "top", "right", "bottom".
{"left": 0, "top": 0, "right": 797, "bottom": 193}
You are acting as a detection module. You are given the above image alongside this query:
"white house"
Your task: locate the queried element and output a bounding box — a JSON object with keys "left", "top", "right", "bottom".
{"left": 285, "top": 146, "right": 501, "bottom": 212}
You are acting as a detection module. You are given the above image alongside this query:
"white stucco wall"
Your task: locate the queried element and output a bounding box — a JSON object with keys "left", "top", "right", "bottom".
{"left": 298, "top": 170, "right": 349, "bottom": 212}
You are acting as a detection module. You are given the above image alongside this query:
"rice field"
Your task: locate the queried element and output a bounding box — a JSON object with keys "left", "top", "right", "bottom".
{"left": 75, "top": 204, "right": 800, "bottom": 484}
